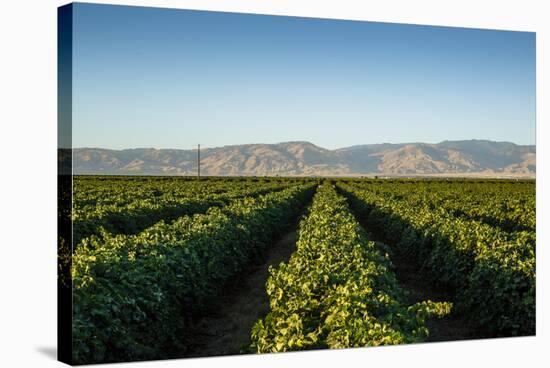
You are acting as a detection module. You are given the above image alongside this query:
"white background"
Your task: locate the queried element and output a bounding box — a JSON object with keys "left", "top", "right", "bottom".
{"left": 0, "top": 0, "right": 548, "bottom": 366}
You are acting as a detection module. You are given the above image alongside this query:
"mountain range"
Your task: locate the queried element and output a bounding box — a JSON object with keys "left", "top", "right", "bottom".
{"left": 73, "top": 140, "right": 536, "bottom": 177}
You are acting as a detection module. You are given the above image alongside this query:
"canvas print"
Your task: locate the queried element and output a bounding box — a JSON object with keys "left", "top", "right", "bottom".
{"left": 58, "top": 2, "right": 536, "bottom": 365}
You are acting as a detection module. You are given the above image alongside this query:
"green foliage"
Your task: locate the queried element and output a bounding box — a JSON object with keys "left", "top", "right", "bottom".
{"left": 69, "top": 176, "right": 534, "bottom": 363}
{"left": 73, "top": 176, "right": 301, "bottom": 246}
{"left": 72, "top": 182, "right": 315, "bottom": 364}
{"left": 337, "top": 180, "right": 535, "bottom": 336}
{"left": 249, "top": 184, "right": 451, "bottom": 353}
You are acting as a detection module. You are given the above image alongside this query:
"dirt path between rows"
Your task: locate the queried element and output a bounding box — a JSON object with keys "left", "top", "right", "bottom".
{"left": 372, "top": 240, "right": 484, "bottom": 342}
{"left": 362, "top": 226, "right": 488, "bottom": 343}
{"left": 184, "top": 228, "right": 298, "bottom": 358}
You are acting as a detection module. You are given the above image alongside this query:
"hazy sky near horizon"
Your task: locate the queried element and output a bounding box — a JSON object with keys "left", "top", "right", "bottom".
{"left": 72, "top": 3, "right": 536, "bottom": 150}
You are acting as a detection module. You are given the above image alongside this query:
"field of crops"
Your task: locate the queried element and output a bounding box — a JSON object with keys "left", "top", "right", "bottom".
{"left": 67, "top": 176, "right": 536, "bottom": 364}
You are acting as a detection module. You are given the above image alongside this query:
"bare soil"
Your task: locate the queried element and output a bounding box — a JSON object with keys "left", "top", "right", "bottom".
{"left": 184, "top": 229, "right": 298, "bottom": 357}
{"left": 374, "top": 240, "right": 484, "bottom": 342}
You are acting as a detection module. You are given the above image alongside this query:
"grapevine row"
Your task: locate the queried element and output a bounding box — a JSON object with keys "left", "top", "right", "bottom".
{"left": 337, "top": 181, "right": 535, "bottom": 336}
{"left": 72, "top": 183, "right": 316, "bottom": 364}
{"left": 73, "top": 180, "right": 299, "bottom": 246}
{"left": 249, "top": 184, "right": 450, "bottom": 352}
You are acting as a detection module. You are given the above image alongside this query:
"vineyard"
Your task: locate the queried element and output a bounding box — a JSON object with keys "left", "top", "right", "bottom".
{"left": 68, "top": 176, "right": 536, "bottom": 364}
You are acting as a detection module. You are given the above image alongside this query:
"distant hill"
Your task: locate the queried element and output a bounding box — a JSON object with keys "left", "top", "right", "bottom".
{"left": 73, "top": 140, "right": 535, "bottom": 177}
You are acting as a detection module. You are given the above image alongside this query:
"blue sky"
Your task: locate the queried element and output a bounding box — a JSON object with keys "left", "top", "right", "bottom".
{"left": 72, "top": 3, "right": 536, "bottom": 150}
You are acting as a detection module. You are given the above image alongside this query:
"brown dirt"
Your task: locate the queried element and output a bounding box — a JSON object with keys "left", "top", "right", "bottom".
{"left": 184, "top": 229, "right": 298, "bottom": 357}
{"left": 375, "top": 241, "right": 484, "bottom": 342}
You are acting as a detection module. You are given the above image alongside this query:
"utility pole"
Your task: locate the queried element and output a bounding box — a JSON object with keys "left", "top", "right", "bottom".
{"left": 197, "top": 143, "right": 201, "bottom": 179}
